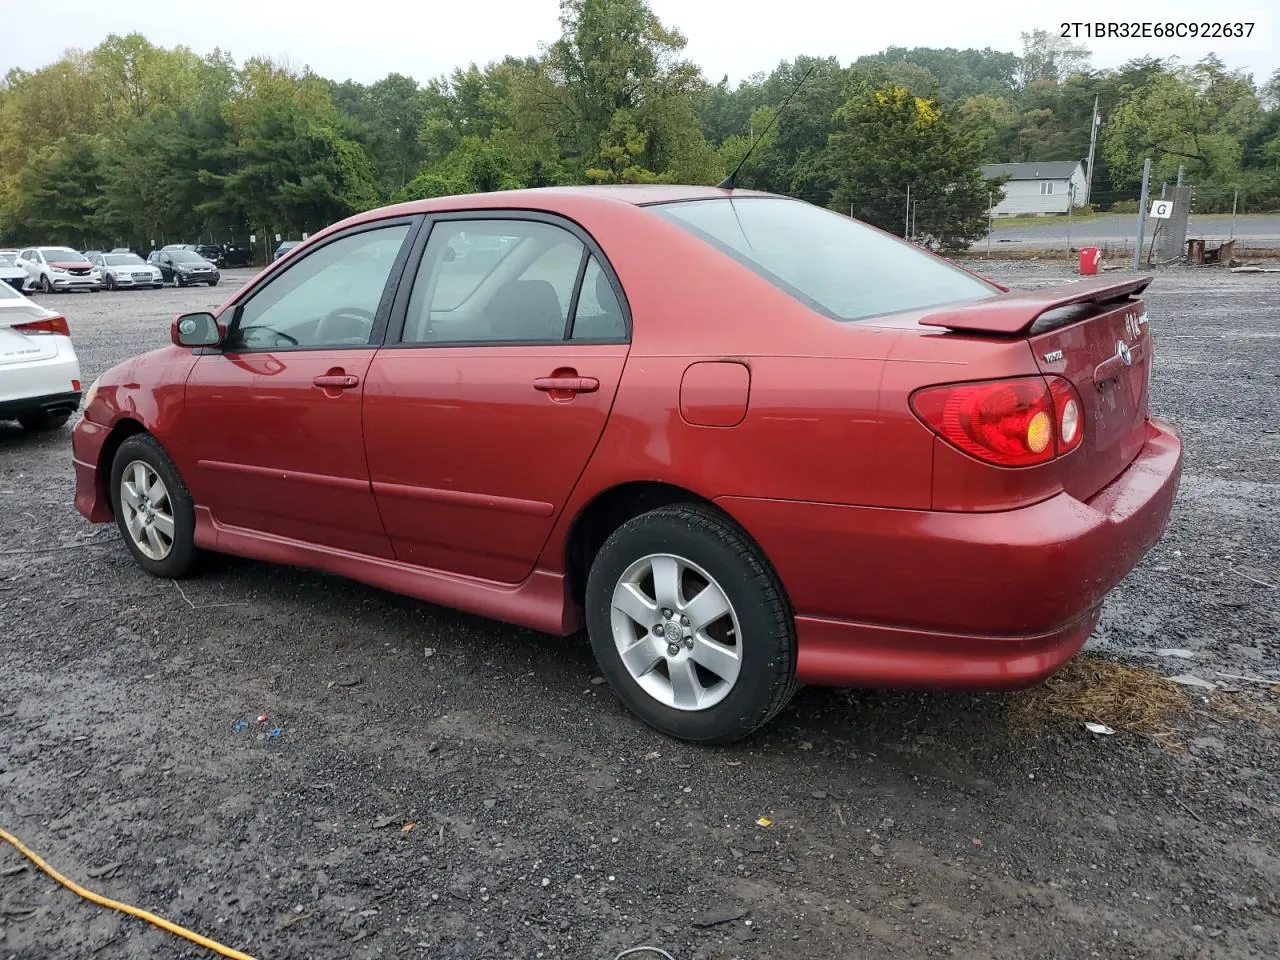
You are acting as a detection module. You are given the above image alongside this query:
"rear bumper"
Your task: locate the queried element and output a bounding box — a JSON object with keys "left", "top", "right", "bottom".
{"left": 72, "top": 417, "right": 113, "bottom": 522}
{"left": 717, "top": 418, "right": 1184, "bottom": 690}
{"left": 0, "top": 390, "right": 81, "bottom": 421}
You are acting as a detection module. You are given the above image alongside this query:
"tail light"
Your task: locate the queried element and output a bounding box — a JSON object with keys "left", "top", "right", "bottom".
{"left": 14, "top": 315, "right": 70, "bottom": 337}
{"left": 910, "top": 375, "right": 1085, "bottom": 467}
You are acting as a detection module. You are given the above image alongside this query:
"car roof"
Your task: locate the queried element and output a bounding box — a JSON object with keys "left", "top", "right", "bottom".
{"left": 322, "top": 184, "right": 775, "bottom": 241}
{"left": 395, "top": 184, "right": 768, "bottom": 213}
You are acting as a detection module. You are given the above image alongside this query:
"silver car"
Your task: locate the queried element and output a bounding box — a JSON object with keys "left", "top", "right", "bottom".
{"left": 87, "top": 251, "right": 164, "bottom": 290}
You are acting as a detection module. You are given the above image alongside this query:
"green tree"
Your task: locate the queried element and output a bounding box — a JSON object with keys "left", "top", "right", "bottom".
{"left": 1103, "top": 55, "right": 1259, "bottom": 188}
{"left": 824, "top": 84, "right": 991, "bottom": 252}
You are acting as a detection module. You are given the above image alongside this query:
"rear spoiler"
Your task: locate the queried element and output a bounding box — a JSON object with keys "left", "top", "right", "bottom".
{"left": 920, "top": 275, "right": 1153, "bottom": 336}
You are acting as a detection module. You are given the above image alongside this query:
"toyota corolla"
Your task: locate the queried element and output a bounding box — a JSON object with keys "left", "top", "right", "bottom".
{"left": 70, "top": 186, "right": 1183, "bottom": 743}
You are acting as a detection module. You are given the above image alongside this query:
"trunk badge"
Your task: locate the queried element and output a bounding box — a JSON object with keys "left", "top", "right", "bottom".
{"left": 1043, "top": 349, "right": 1064, "bottom": 363}
{"left": 1116, "top": 340, "right": 1133, "bottom": 366}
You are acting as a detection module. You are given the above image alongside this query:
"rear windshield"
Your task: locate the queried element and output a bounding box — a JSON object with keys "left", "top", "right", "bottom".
{"left": 650, "top": 197, "right": 997, "bottom": 322}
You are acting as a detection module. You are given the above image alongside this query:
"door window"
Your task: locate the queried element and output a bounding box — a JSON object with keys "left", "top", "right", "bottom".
{"left": 402, "top": 220, "right": 586, "bottom": 344}
{"left": 229, "top": 224, "right": 411, "bottom": 350}
{"left": 569, "top": 256, "right": 626, "bottom": 340}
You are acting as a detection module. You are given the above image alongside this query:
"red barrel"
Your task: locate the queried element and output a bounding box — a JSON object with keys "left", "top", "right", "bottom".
{"left": 1078, "top": 246, "right": 1101, "bottom": 275}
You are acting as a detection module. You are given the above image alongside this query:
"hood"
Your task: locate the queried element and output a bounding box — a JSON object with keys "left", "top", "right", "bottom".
{"left": 50, "top": 260, "right": 94, "bottom": 271}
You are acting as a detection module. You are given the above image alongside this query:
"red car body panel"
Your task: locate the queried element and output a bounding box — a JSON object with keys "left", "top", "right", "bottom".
{"left": 72, "top": 186, "right": 1184, "bottom": 691}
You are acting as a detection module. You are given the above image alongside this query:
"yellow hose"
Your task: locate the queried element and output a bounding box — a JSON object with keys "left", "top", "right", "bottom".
{"left": 0, "top": 825, "right": 258, "bottom": 960}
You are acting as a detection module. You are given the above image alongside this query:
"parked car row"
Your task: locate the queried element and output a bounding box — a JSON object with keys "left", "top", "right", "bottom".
{"left": 0, "top": 246, "right": 222, "bottom": 292}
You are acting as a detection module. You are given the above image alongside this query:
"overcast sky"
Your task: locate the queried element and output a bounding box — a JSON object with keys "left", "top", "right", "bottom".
{"left": 5, "top": 0, "right": 1276, "bottom": 88}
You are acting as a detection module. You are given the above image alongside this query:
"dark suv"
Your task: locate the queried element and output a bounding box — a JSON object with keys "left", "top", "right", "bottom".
{"left": 147, "top": 249, "right": 220, "bottom": 287}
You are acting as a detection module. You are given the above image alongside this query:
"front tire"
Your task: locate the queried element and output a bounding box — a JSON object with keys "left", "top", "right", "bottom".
{"left": 40, "top": 275, "right": 53, "bottom": 294}
{"left": 585, "top": 504, "right": 796, "bottom": 744}
{"left": 17, "top": 409, "right": 71, "bottom": 432}
{"left": 110, "top": 434, "right": 199, "bottom": 578}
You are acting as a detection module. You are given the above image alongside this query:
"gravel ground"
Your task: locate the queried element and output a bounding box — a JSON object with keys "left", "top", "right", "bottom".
{"left": 1, "top": 264, "right": 1278, "bottom": 960}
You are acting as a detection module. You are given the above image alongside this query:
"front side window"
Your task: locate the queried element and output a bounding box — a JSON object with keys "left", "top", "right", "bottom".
{"left": 651, "top": 197, "right": 998, "bottom": 323}
{"left": 402, "top": 219, "right": 586, "bottom": 344}
{"left": 229, "top": 224, "right": 410, "bottom": 350}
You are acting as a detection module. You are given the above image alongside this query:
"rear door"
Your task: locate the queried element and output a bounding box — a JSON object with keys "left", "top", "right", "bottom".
{"left": 363, "top": 214, "right": 631, "bottom": 583}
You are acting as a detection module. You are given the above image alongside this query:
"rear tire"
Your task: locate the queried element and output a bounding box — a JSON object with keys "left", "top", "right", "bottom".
{"left": 18, "top": 409, "right": 71, "bottom": 432}
{"left": 585, "top": 504, "right": 796, "bottom": 744}
{"left": 110, "top": 433, "right": 199, "bottom": 579}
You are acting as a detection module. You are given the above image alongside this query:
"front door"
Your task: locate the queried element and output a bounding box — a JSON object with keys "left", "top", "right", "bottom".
{"left": 363, "top": 215, "right": 631, "bottom": 583}
{"left": 176, "top": 219, "right": 418, "bottom": 558}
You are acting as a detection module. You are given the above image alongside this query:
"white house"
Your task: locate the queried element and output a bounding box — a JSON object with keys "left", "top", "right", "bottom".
{"left": 981, "top": 161, "right": 1088, "bottom": 216}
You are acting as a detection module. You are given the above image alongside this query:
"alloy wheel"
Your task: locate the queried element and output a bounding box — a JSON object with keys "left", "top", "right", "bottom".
{"left": 118, "top": 460, "right": 176, "bottom": 561}
{"left": 609, "top": 553, "right": 742, "bottom": 711}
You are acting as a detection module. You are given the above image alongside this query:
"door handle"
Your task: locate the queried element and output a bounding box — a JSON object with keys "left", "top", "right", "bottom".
{"left": 313, "top": 374, "right": 360, "bottom": 389}
{"left": 533, "top": 376, "right": 599, "bottom": 393}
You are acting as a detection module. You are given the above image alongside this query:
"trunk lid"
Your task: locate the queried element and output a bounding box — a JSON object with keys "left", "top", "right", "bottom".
{"left": 921, "top": 276, "right": 1154, "bottom": 501}
{"left": 0, "top": 326, "right": 58, "bottom": 365}
{"left": 0, "top": 300, "right": 65, "bottom": 365}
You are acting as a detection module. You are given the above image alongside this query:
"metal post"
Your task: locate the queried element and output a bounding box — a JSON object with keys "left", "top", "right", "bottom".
{"left": 1067, "top": 183, "right": 1074, "bottom": 250}
{"left": 987, "top": 191, "right": 992, "bottom": 258}
{"left": 1177, "top": 165, "right": 1184, "bottom": 186}
{"left": 1230, "top": 188, "right": 1237, "bottom": 239}
{"left": 911, "top": 199, "right": 919, "bottom": 239}
{"left": 1133, "top": 158, "right": 1152, "bottom": 272}
{"left": 904, "top": 184, "right": 911, "bottom": 238}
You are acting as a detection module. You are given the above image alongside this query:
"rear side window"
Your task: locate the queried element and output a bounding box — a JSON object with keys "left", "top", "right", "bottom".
{"left": 651, "top": 197, "right": 997, "bottom": 322}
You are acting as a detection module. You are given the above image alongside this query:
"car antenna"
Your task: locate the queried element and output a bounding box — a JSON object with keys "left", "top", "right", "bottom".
{"left": 716, "top": 64, "right": 817, "bottom": 190}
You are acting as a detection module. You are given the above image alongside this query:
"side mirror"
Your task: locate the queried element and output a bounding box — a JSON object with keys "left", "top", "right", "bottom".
{"left": 172, "top": 311, "right": 222, "bottom": 348}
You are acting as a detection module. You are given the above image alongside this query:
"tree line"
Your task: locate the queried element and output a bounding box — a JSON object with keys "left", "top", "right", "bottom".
{"left": 2, "top": 0, "right": 1278, "bottom": 257}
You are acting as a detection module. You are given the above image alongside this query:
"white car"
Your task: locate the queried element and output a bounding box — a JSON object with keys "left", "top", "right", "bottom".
{"left": 0, "top": 251, "right": 31, "bottom": 292}
{"left": 0, "top": 282, "right": 82, "bottom": 431}
{"left": 16, "top": 246, "right": 101, "bottom": 294}
{"left": 86, "top": 251, "right": 164, "bottom": 290}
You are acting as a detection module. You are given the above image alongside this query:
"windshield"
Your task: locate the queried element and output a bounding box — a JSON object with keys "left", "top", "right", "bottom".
{"left": 650, "top": 197, "right": 998, "bottom": 322}
{"left": 40, "top": 248, "right": 87, "bottom": 263}
{"left": 0, "top": 254, "right": 15, "bottom": 267}
{"left": 169, "top": 251, "right": 206, "bottom": 263}
{"left": 105, "top": 254, "right": 144, "bottom": 265}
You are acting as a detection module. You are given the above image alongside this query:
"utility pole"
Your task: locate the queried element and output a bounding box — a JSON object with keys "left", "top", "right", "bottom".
{"left": 1133, "top": 157, "right": 1152, "bottom": 271}
{"left": 1084, "top": 94, "right": 1100, "bottom": 206}
{"left": 911, "top": 199, "right": 919, "bottom": 240}
{"left": 1177, "top": 164, "right": 1185, "bottom": 186}
{"left": 904, "top": 184, "right": 911, "bottom": 239}
{"left": 1230, "top": 188, "right": 1238, "bottom": 239}
{"left": 987, "top": 190, "right": 993, "bottom": 258}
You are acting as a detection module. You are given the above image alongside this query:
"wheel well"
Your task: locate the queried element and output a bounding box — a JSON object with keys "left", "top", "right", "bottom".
{"left": 565, "top": 482, "right": 717, "bottom": 606}
{"left": 96, "top": 419, "right": 147, "bottom": 515}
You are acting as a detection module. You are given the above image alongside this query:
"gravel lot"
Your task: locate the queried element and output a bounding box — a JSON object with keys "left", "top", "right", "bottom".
{"left": 2, "top": 264, "right": 1278, "bottom": 960}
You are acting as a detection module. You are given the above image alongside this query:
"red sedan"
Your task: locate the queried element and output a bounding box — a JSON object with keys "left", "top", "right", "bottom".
{"left": 71, "top": 186, "right": 1183, "bottom": 743}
